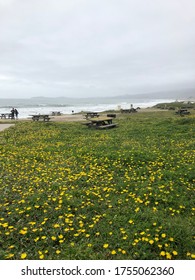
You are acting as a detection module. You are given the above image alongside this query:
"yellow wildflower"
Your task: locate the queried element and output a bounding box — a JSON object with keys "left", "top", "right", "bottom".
{"left": 21, "top": 253, "right": 27, "bottom": 259}
{"left": 111, "top": 250, "right": 117, "bottom": 255}
{"left": 166, "top": 252, "right": 172, "bottom": 259}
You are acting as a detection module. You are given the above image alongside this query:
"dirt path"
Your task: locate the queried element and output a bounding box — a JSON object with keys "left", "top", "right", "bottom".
{"left": 0, "top": 124, "right": 15, "bottom": 132}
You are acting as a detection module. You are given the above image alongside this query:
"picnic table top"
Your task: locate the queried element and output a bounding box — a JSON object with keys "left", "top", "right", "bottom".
{"left": 29, "top": 114, "right": 49, "bottom": 117}
{"left": 89, "top": 117, "right": 113, "bottom": 122}
{"left": 85, "top": 111, "right": 99, "bottom": 114}
{"left": 82, "top": 117, "right": 113, "bottom": 123}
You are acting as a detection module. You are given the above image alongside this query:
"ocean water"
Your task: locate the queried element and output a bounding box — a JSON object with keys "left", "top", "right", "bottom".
{"left": 0, "top": 98, "right": 176, "bottom": 119}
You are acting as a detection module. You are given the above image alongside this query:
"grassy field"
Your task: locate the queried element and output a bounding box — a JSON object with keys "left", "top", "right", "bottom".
{"left": 0, "top": 110, "right": 194, "bottom": 260}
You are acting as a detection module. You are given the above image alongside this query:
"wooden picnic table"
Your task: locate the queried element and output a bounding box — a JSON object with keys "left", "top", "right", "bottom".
{"left": 0, "top": 113, "right": 13, "bottom": 119}
{"left": 84, "top": 112, "right": 100, "bottom": 119}
{"left": 83, "top": 117, "right": 117, "bottom": 129}
{"left": 175, "top": 109, "right": 190, "bottom": 116}
{"left": 30, "top": 114, "right": 51, "bottom": 121}
{"left": 107, "top": 113, "right": 116, "bottom": 118}
{"left": 121, "top": 108, "right": 137, "bottom": 113}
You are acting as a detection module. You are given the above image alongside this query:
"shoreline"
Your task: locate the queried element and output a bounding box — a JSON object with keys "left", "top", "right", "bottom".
{"left": 0, "top": 102, "right": 194, "bottom": 124}
{"left": 0, "top": 98, "right": 186, "bottom": 119}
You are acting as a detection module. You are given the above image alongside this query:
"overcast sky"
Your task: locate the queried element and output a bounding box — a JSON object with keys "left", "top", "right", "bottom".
{"left": 0, "top": 0, "right": 195, "bottom": 98}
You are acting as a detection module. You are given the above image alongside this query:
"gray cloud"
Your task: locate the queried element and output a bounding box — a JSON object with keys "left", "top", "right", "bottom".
{"left": 0, "top": 0, "right": 195, "bottom": 98}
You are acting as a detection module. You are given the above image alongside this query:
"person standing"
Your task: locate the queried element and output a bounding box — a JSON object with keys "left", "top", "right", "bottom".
{"left": 11, "top": 108, "right": 15, "bottom": 119}
{"left": 14, "top": 108, "right": 19, "bottom": 119}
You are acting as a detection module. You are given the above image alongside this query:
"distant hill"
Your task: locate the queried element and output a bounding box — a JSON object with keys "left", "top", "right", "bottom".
{"left": 115, "top": 88, "right": 195, "bottom": 100}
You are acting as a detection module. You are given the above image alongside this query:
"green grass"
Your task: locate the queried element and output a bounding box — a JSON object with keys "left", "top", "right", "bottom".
{"left": 0, "top": 111, "right": 194, "bottom": 260}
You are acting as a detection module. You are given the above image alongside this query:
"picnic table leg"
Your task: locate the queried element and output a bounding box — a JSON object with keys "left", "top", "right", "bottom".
{"left": 32, "top": 117, "right": 39, "bottom": 121}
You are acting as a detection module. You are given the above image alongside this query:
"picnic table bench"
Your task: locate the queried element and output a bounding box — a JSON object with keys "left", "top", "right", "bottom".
{"left": 83, "top": 117, "right": 117, "bottom": 129}
{"left": 30, "top": 114, "right": 51, "bottom": 121}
